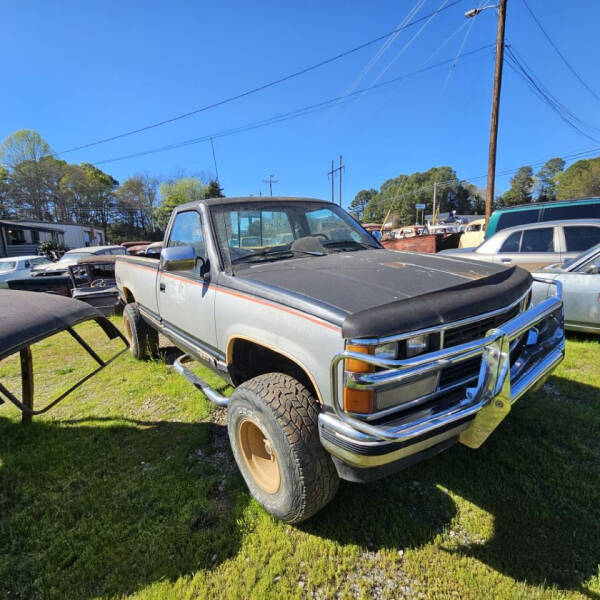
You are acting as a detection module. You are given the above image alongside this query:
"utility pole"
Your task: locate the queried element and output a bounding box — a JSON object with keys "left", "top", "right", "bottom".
{"left": 262, "top": 173, "right": 278, "bottom": 196}
{"left": 338, "top": 155, "right": 345, "bottom": 208}
{"left": 327, "top": 156, "right": 345, "bottom": 206}
{"left": 486, "top": 0, "right": 507, "bottom": 225}
{"left": 432, "top": 182, "right": 437, "bottom": 226}
{"left": 327, "top": 160, "right": 335, "bottom": 203}
{"left": 209, "top": 137, "right": 220, "bottom": 184}
{"left": 465, "top": 1, "right": 507, "bottom": 225}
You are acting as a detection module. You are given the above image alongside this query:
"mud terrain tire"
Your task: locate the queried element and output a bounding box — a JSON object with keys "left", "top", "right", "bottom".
{"left": 228, "top": 372, "right": 339, "bottom": 523}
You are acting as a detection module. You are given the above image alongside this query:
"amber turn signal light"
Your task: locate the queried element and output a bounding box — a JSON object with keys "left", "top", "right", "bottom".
{"left": 345, "top": 344, "right": 375, "bottom": 373}
{"left": 344, "top": 345, "right": 375, "bottom": 413}
{"left": 343, "top": 388, "right": 374, "bottom": 414}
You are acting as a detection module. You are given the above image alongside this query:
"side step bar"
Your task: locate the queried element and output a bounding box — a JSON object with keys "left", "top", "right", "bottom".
{"left": 173, "top": 354, "right": 229, "bottom": 407}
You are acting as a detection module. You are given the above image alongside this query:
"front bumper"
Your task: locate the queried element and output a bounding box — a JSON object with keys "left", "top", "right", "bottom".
{"left": 318, "top": 278, "right": 565, "bottom": 470}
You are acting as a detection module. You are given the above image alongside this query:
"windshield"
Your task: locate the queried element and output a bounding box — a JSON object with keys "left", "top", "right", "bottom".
{"left": 562, "top": 242, "right": 600, "bottom": 270}
{"left": 0, "top": 261, "right": 16, "bottom": 273}
{"left": 211, "top": 201, "right": 380, "bottom": 268}
{"left": 60, "top": 252, "right": 92, "bottom": 262}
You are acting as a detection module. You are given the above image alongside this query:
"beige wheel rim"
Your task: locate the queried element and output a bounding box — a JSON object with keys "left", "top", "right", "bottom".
{"left": 123, "top": 317, "right": 133, "bottom": 344}
{"left": 238, "top": 418, "right": 281, "bottom": 494}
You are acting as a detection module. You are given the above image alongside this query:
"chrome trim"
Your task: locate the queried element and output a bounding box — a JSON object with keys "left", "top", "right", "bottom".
{"left": 347, "top": 286, "right": 532, "bottom": 346}
{"left": 351, "top": 372, "right": 479, "bottom": 422}
{"left": 322, "top": 278, "right": 564, "bottom": 450}
{"left": 320, "top": 422, "right": 466, "bottom": 468}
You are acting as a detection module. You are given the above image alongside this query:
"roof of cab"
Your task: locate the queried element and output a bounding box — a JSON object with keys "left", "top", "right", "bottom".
{"left": 176, "top": 196, "right": 334, "bottom": 211}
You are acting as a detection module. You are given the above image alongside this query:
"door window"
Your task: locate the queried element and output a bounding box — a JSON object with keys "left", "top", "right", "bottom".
{"left": 563, "top": 226, "right": 600, "bottom": 252}
{"left": 168, "top": 211, "right": 205, "bottom": 258}
{"left": 497, "top": 208, "right": 540, "bottom": 231}
{"left": 541, "top": 203, "right": 600, "bottom": 221}
{"left": 499, "top": 231, "right": 521, "bottom": 253}
{"left": 520, "top": 228, "right": 554, "bottom": 252}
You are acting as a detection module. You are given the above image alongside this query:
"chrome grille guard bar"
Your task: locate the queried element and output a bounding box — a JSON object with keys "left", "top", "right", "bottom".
{"left": 325, "top": 278, "right": 564, "bottom": 444}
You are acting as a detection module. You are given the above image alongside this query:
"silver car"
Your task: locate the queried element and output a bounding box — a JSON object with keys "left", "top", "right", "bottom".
{"left": 439, "top": 219, "right": 600, "bottom": 271}
{"left": 532, "top": 243, "right": 600, "bottom": 334}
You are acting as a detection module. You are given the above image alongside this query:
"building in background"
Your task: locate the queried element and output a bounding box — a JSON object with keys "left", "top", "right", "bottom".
{"left": 0, "top": 220, "right": 105, "bottom": 257}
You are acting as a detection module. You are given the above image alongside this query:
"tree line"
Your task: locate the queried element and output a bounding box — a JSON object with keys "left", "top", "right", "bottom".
{"left": 0, "top": 130, "right": 224, "bottom": 245}
{"left": 349, "top": 166, "right": 485, "bottom": 224}
{"left": 499, "top": 156, "right": 600, "bottom": 206}
{"left": 350, "top": 156, "right": 600, "bottom": 225}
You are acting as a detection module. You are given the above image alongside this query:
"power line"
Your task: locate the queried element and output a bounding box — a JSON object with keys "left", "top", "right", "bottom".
{"left": 521, "top": 0, "right": 600, "bottom": 103}
{"left": 55, "top": 0, "right": 466, "bottom": 156}
{"left": 7, "top": 145, "right": 600, "bottom": 216}
{"left": 504, "top": 44, "right": 600, "bottom": 144}
{"left": 341, "top": 0, "right": 427, "bottom": 98}
{"left": 92, "top": 45, "right": 492, "bottom": 166}
{"left": 441, "top": 0, "right": 482, "bottom": 92}
{"left": 378, "top": 144, "right": 600, "bottom": 209}
{"left": 373, "top": 0, "right": 451, "bottom": 89}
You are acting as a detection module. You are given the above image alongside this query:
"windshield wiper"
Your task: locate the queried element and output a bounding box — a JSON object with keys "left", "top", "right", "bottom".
{"left": 231, "top": 248, "right": 325, "bottom": 264}
{"left": 321, "top": 240, "right": 376, "bottom": 251}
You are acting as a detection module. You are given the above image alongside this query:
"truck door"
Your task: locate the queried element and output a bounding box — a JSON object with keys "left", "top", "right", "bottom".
{"left": 157, "top": 209, "right": 218, "bottom": 349}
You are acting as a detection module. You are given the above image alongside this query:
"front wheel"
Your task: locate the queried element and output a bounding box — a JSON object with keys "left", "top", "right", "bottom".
{"left": 228, "top": 372, "right": 339, "bottom": 523}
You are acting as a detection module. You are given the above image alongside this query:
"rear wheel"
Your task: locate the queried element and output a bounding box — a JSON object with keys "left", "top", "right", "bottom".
{"left": 122, "top": 302, "right": 159, "bottom": 360}
{"left": 228, "top": 372, "right": 339, "bottom": 523}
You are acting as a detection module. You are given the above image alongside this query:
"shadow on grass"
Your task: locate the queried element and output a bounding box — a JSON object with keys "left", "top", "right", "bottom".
{"left": 304, "top": 374, "right": 600, "bottom": 597}
{"left": 0, "top": 415, "right": 248, "bottom": 600}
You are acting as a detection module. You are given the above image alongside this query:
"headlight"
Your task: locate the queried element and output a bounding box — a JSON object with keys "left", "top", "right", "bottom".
{"left": 374, "top": 342, "right": 397, "bottom": 360}
{"left": 405, "top": 334, "right": 429, "bottom": 357}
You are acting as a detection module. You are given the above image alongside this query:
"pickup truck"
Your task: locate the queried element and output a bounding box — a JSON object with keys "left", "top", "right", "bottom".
{"left": 115, "top": 196, "right": 565, "bottom": 523}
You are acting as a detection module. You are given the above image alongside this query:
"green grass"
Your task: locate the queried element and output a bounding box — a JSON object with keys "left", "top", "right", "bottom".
{"left": 0, "top": 319, "right": 599, "bottom": 599}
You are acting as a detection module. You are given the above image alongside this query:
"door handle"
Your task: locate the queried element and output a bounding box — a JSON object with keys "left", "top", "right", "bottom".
{"left": 500, "top": 258, "right": 512, "bottom": 263}
{"left": 159, "top": 283, "right": 166, "bottom": 292}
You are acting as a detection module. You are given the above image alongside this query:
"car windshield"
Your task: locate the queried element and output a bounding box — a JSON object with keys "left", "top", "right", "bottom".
{"left": 60, "top": 252, "right": 92, "bottom": 262}
{"left": 562, "top": 242, "right": 600, "bottom": 270}
{"left": 211, "top": 201, "right": 380, "bottom": 268}
{"left": 0, "top": 261, "right": 16, "bottom": 272}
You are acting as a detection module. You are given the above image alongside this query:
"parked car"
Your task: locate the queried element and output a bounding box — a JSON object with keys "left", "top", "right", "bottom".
{"left": 485, "top": 197, "right": 600, "bottom": 240}
{"left": 532, "top": 243, "right": 600, "bottom": 334}
{"left": 116, "top": 196, "right": 564, "bottom": 523}
{"left": 439, "top": 219, "right": 600, "bottom": 271}
{"left": 68, "top": 255, "right": 120, "bottom": 316}
{"left": 143, "top": 241, "right": 163, "bottom": 257}
{"left": 32, "top": 245, "right": 127, "bottom": 275}
{"left": 121, "top": 240, "right": 151, "bottom": 251}
{"left": 0, "top": 255, "right": 52, "bottom": 284}
{"left": 459, "top": 217, "right": 486, "bottom": 248}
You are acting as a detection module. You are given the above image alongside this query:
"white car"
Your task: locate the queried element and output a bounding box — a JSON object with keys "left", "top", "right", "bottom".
{"left": 0, "top": 255, "right": 52, "bottom": 284}
{"left": 32, "top": 245, "right": 127, "bottom": 274}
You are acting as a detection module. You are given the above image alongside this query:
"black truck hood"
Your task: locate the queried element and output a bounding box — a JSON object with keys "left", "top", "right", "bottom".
{"left": 230, "top": 250, "right": 532, "bottom": 338}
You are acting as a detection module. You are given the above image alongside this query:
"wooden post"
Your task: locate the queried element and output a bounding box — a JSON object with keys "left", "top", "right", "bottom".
{"left": 20, "top": 347, "right": 34, "bottom": 424}
{"left": 485, "top": 0, "right": 507, "bottom": 226}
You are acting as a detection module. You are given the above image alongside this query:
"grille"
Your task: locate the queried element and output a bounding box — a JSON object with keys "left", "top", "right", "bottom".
{"left": 438, "top": 302, "right": 522, "bottom": 390}
{"left": 439, "top": 356, "right": 481, "bottom": 388}
{"left": 443, "top": 303, "right": 520, "bottom": 348}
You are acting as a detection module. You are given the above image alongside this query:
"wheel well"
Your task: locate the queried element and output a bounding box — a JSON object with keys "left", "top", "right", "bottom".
{"left": 122, "top": 287, "right": 135, "bottom": 304}
{"left": 228, "top": 338, "right": 321, "bottom": 402}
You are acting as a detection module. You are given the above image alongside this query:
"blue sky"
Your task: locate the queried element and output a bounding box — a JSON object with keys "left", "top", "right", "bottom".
{"left": 2, "top": 0, "right": 599, "bottom": 208}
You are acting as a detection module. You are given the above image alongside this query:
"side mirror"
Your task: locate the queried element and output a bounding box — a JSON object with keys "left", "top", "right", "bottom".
{"left": 585, "top": 263, "right": 599, "bottom": 275}
{"left": 160, "top": 245, "right": 210, "bottom": 279}
{"left": 161, "top": 245, "right": 196, "bottom": 272}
